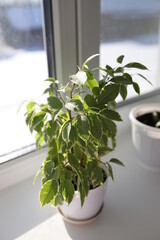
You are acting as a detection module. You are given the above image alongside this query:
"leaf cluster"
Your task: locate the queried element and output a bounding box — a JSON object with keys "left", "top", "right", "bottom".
{"left": 24, "top": 54, "right": 149, "bottom": 207}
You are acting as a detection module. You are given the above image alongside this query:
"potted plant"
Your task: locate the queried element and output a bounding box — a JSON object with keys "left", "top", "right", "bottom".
{"left": 130, "top": 103, "right": 160, "bottom": 172}
{"left": 24, "top": 54, "right": 148, "bottom": 223}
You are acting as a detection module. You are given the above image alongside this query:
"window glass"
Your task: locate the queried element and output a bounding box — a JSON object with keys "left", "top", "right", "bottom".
{"left": 0, "top": 0, "right": 48, "bottom": 161}
{"left": 100, "top": 0, "right": 160, "bottom": 100}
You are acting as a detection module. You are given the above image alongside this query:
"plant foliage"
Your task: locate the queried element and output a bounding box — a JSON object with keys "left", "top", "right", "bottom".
{"left": 24, "top": 55, "right": 149, "bottom": 207}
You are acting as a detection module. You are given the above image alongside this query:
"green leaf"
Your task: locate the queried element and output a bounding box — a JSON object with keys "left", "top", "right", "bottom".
{"left": 61, "top": 168, "right": 73, "bottom": 182}
{"left": 124, "top": 62, "right": 148, "bottom": 70}
{"left": 90, "top": 114, "right": 102, "bottom": 140}
{"left": 78, "top": 184, "right": 86, "bottom": 207}
{"left": 100, "top": 117, "right": 117, "bottom": 137}
{"left": 133, "top": 82, "right": 140, "bottom": 95}
{"left": 51, "top": 194, "right": 64, "bottom": 207}
{"left": 98, "top": 84, "right": 119, "bottom": 105}
{"left": 45, "top": 120, "right": 58, "bottom": 139}
{"left": 61, "top": 180, "right": 75, "bottom": 204}
{"left": 99, "top": 109, "right": 122, "bottom": 121}
{"left": 109, "top": 158, "right": 124, "bottom": 166}
{"left": 62, "top": 121, "right": 71, "bottom": 144}
{"left": 117, "top": 55, "right": 124, "bottom": 64}
{"left": 25, "top": 110, "right": 35, "bottom": 126}
{"left": 35, "top": 132, "right": 44, "bottom": 149}
{"left": 98, "top": 145, "right": 113, "bottom": 156}
{"left": 85, "top": 71, "right": 99, "bottom": 95}
{"left": 99, "top": 67, "right": 114, "bottom": 77}
{"left": 107, "top": 163, "right": 114, "bottom": 181}
{"left": 91, "top": 166, "right": 103, "bottom": 188}
{"left": 84, "top": 94, "right": 96, "bottom": 109}
{"left": 44, "top": 160, "right": 55, "bottom": 177}
{"left": 48, "top": 138, "right": 58, "bottom": 156}
{"left": 110, "top": 75, "right": 132, "bottom": 85}
{"left": 76, "top": 115, "right": 90, "bottom": 141}
{"left": 86, "top": 160, "right": 98, "bottom": 177}
{"left": 115, "top": 67, "right": 124, "bottom": 73}
{"left": 30, "top": 111, "right": 46, "bottom": 132}
{"left": 68, "top": 152, "right": 79, "bottom": 167}
{"left": 69, "top": 125, "right": 77, "bottom": 143}
{"left": 120, "top": 85, "right": 127, "bottom": 100}
{"left": 26, "top": 102, "right": 35, "bottom": 111}
{"left": 33, "top": 166, "right": 42, "bottom": 185}
{"left": 74, "top": 144, "right": 82, "bottom": 159}
{"left": 34, "top": 121, "right": 44, "bottom": 132}
{"left": 137, "top": 73, "right": 152, "bottom": 85}
{"left": 47, "top": 96, "right": 63, "bottom": 109}
{"left": 82, "top": 54, "right": 99, "bottom": 69}
{"left": 87, "top": 140, "right": 98, "bottom": 158}
{"left": 65, "top": 99, "right": 83, "bottom": 112}
{"left": 44, "top": 77, "right": 56, "bottom": 83}
{"left": 39, "top": 180, "right": 58, "bottom": 207}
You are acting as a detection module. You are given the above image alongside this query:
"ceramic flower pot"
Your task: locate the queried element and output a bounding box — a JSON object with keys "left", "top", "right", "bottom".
{"left": 58, "top": 178, "right": 108, "bottom": 224}
{"left": 129, "top": 103, "right": 160, "bottom": 172}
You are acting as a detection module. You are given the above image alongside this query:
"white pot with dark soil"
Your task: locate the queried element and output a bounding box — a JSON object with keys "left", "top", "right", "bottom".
{"left": 129, "top": 103, "right": 160, "bottom": 172}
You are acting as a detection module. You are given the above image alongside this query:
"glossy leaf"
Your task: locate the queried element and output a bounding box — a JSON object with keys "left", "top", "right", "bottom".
{"left": 99, "top": 109, "right": 122, "bottom": 121}
{"left": 44, "top": 160, "right": 55, "bottom": 177}
{"left": 26, "top": 101, "right": 35, "bottom": 111}
{"left": 82, "top": 54, "right": 99, "bottom": 69}
{"left": 62, "top": 121, "right": 71, "bottom": 144}
{"left": 47, "top": 96, "right": 63, "bottom": 109}
{"left": 110, "top": 75, "right": 132, "bottom": 85}
{"left": 30, "top": 111, "right": 46, "bottom": 132}
{"left": 39, "top": 180, "right": 58, "bottom": 207}
{"left": 109, "top": 158, "right": 124, "bottom": 166}
{"left": 91, "top": 166, "right": 103, "bottom": 188}
{"left": 76, "top": 115, "right": 90, "bottom": 141}
{"left": 68, "top": 152, "right": 79, "bottom": 167}
{"left": 124, "top": 62, "right": 148, "bottom": 70}
{"left": 100, "top": 117, "right": 117, "bottom": 137}
{"left": 51, "top": 194, "right": 64, "bottom": 207}
{"left": 85, "top": 71, "right": 99, "bottom": 95}
{"left": 98, "top": 84, "right": 119, "bottom": 105}
{"left": 120, "top": 85, "right": 127, "bottom": 100}
{"left": 133, "top": 82, "right": 140, "bottom": 95}
{"left": 61, "top": 180, "right": 75, "bottom": 204}
{"left": 90, "top": 114, "right": 102, "bottom": 140}
{"left": 84, "top": 94, "right": 96, "bottom": 109}
{"left": 117, "top": 55, "right": 124, "bottom": 64}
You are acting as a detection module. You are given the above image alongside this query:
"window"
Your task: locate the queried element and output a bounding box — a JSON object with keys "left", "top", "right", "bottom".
{"left": 100, "top": 0, "right": 160, "bottom": 100}
{"left": 0, "top": 0, "right": 49, "bottom": 162}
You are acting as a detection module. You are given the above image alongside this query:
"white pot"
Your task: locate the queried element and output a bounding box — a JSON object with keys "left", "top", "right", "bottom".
{"left": 58, "top": 178, "right": 108, "bottom": 223}
{"left": 129, "top": 103, "right": 160, "bottom": 172}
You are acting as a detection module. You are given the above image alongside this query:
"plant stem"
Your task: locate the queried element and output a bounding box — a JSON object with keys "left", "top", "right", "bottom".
{"left": 68, "top": 83, "right": 75, "bottom": 154}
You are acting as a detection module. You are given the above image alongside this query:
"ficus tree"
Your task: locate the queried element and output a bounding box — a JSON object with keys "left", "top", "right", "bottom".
{"left": 24, "top": 54, "right": 149, "bottom": 207}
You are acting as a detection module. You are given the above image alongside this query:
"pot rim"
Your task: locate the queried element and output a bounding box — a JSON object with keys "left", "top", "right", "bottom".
{"left": 129, "top": 103, "right": 160, "bottom": 131}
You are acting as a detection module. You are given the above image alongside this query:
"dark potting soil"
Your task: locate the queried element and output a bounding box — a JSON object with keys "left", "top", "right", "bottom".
{"left": 136, "top": 112, "right": 160, "bottom": 128}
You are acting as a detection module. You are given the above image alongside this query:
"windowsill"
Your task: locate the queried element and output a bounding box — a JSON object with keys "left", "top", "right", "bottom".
{"left": 0, "top": 93, "right": 160, "bottom": 239}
